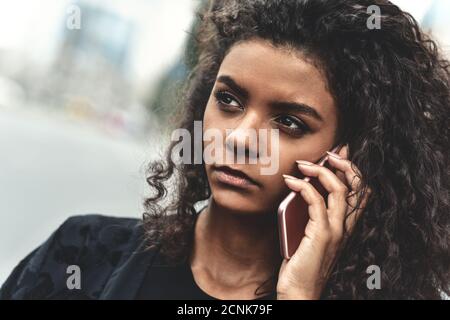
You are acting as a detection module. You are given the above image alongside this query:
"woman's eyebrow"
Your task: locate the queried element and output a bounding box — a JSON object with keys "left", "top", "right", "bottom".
{"left": 269, "top": 101, "right": 324, "bottom": 122}
{"left": 216, "top": 74, "right": 323, "bottom": 122}
{"left": 216, "top": 75, "right": 249, "bottom": 100}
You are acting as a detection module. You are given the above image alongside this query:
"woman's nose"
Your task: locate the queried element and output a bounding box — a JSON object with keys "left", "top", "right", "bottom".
{"left": 224, "top": 112, "right": 263, "bottom": 162}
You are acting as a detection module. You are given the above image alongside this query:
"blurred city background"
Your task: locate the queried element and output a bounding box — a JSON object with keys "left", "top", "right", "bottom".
{"left": 0, "top": 0, "right": 449, "bottom": 283}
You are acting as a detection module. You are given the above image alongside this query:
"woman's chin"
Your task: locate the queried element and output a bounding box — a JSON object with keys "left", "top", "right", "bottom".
{"left": 211, "top": 189, "right": 271, "bottom": 215}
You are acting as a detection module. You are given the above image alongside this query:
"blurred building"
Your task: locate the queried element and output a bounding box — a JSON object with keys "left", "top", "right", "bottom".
{"left": 42, "top": 2, "right": 138, "bottom": 131}
{"left": 0, "top": 0, "right": 196, "bottom": 139}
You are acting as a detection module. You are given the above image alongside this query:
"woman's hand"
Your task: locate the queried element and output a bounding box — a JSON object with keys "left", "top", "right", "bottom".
{"left": 276, "top": 145, "right": 370, "bottom": 299}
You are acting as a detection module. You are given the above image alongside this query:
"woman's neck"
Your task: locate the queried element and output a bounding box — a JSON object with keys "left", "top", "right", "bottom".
{"left": 189, "top": 197, "right": 282, "bottom": 298}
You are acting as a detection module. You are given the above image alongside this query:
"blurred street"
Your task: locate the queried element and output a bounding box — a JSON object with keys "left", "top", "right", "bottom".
{"left": 0, "top": 107, "right": 161, "bottom": 283}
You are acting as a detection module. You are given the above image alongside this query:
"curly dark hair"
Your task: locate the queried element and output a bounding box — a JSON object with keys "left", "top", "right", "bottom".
{"left": 143, "top": 0, "right": 450, "bottom": 299}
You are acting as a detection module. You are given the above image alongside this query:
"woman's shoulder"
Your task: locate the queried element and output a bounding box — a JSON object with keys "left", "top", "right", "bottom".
{"left": 43, "top": 213, "right": 145, "bottom": 258}
{"left": 0, "top": 214, "right": 147, "bottom": 300}
{"left": 55, "top": 214, "right": 143, "bottom": 245}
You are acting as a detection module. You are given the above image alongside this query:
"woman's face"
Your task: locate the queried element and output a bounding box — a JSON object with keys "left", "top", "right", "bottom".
{"left": 203, "top": 38, "right": 339, "bottom": 215}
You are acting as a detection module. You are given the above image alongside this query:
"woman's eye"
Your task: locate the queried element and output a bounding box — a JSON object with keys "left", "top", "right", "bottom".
{"left": 214, "top": 91, "right": 242, "bottom": 110}
{"left": 274, "top": 115, "right": 310, "bottom": 136}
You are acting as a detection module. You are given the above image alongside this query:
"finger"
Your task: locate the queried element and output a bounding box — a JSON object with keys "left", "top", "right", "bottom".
{"left": 282, "top": 175, "right": 329, "bottom": 228}
{"left": 296, "top": 161, "right": 349, "bottom": 217}
{"left": 345, "top": 186, "right": 372, "bottom": 233}
{"left": 327, "top": 146, "right": 371, "bottom": 236}
{"left": 296, "top": 161, "right": 349, "bottom": 195}
{"left": 333, "top": 145, "right": 348, "bottom": 184}
{"left": 326, "top": 153, "right": 362, "bottom": 191}
{"left": 326, "top": 150, "right": 371, "bottom": 234}
{"left": 326, "top": 153, "right": 369, "bottom": 212}
{"left": 338, "top": 144, "right": 349, "bottom": 159}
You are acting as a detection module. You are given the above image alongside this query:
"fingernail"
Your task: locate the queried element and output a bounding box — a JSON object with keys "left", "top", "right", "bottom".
{"left": 282, "top": 174, "right": 297, "bottom": 180}
{"left": 296, "top": 160, "right": 313, "bottom": 166}
{"left": 326, "top": 151, "right": 342, "bottom": 159}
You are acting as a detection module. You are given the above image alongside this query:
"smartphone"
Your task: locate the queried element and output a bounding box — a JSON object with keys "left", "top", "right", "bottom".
{"left": 278, "top": 145, "right": 342, "bottom": 259}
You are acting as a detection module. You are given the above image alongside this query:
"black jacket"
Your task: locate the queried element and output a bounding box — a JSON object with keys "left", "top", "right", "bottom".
{"left": 0, "top": 214, "right": 161, "bottom": 299}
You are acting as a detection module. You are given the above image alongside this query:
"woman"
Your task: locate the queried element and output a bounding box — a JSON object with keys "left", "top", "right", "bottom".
{"left": 1, "top": 0, "right": 449, "bottom": 300}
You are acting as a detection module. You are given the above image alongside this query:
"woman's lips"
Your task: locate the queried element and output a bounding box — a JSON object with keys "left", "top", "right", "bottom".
{"left": 212, "top": 165, "right": 259, "bottom": 188}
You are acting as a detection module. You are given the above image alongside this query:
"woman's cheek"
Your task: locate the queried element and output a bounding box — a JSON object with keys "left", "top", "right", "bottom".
{"left": 258, "top": 172, "right": 291, "bottom": 201}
